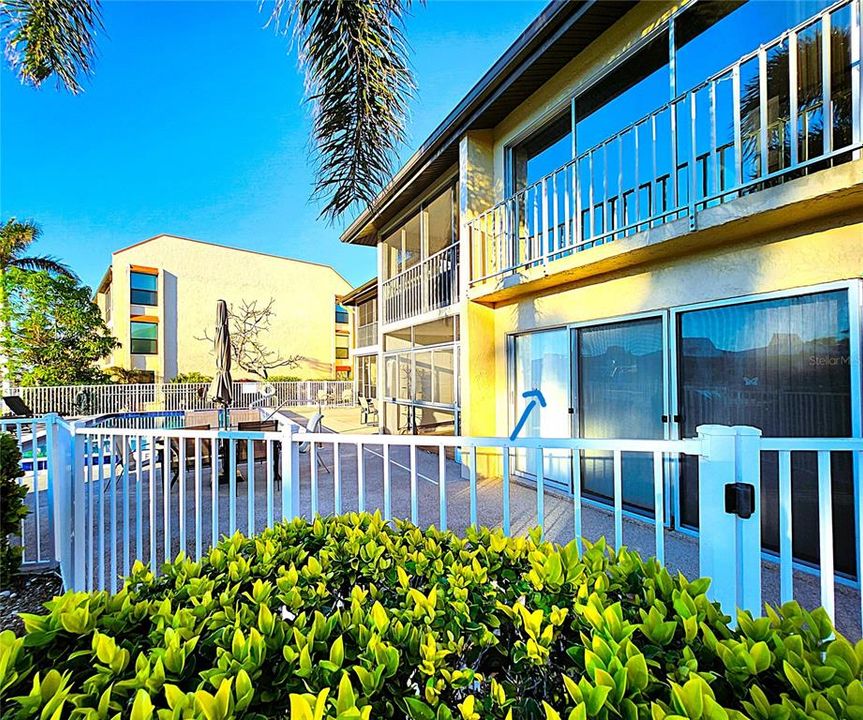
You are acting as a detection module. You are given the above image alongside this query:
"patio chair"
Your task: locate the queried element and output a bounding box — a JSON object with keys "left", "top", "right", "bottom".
{"left": 341, "top": 388, "right": 353, "bottom": 405}
{"left": 316, "top": 389, "right": 328, "bottom": 412}
{"left": 359, "top": 397, "right": 379, "bottom": 425}
{"left": 298, "top": 412, "right": 329, "bottom": 473}
{"left": 169, "top": 425, "right": 212, "bottom": 485}
{"left": 2, "top": 396, "right": 34, "bottom": 418}
{"left": 235, "top": 420, "right": 281, "bottom": 485}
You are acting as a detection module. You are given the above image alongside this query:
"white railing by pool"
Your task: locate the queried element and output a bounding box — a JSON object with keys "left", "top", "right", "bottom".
{"left": 469, "top": 0, "right": 861, "bottom": 284}
{"left": 9, "top": 417, "right": 863, "bottom": 637}
{"left": 4, "top": 380, "right": 356, "bottom": 417}
{"left": 382, "top": 244, "right": 459, "bottom": 325}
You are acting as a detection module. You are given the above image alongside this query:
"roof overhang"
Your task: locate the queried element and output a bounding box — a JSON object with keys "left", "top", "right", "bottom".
{"left": 340, "top": 0, "right": 637, "bottom": 246}
{"left": 340, "top": 277, "right": 378, "bottom": 305}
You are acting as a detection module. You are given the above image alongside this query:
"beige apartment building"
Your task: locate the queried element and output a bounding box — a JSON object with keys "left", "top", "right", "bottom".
{"left": 341, "top": 1, "right": 863, "bottom": 578}
{"left": 95, "top": 234, "right": 353, "bottom": 382}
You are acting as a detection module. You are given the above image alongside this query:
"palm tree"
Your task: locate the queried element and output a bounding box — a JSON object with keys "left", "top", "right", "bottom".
{"left": 0, "top": 218, "right": 76, "bottom": 389}
{"left": 0, "top": 0, "right": 414, "bottom": 222}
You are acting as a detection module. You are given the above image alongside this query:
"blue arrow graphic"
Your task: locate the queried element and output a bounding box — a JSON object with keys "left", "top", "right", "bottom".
{"left": 509, "top": 388, "right": 547, "bottom": 441}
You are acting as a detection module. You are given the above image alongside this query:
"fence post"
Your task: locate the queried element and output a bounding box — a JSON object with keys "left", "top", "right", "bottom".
{"left": 697, "top": 424, "right": 762, "bottom": 622}
{"left": 70, "top": 427, "right": 87, "bottom": 591}
{"left": 45, "top": 414, "right": 71, "bottom": 585}
{"left": 280, "top": 423, "right": 300, "bottom": 520}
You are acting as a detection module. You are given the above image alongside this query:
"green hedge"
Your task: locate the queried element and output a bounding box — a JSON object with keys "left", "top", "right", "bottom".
{"left": 0, "top": 514, "right": 859, "bottom": 719}
{"left": 0, "top": 432, "right": 28, "bottom": 586}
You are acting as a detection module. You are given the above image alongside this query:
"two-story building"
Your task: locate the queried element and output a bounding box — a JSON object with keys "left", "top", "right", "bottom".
{"left": 342, "top": 0, "right": 863, "bottom": 577}
{"left": 95, "top": 234, "right": 353, "bottom": 382}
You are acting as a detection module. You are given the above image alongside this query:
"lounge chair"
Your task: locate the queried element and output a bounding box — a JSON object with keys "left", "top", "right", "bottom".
{"left": 2, "top": 396, "right": 34, "bottom": 418}
{"left": 298, "top": 412, "right": 329, "bottom": 473}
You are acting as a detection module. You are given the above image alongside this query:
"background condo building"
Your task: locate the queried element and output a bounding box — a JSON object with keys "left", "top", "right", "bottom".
{"left": 95, "top": 234, "right": 353, "bottom": 383}
{"left": 341, "top": 0, "right": 863, "bottom": 579}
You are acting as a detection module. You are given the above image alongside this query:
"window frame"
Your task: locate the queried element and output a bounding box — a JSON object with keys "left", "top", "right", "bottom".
{"left": 130, "top": 270, "right": 158, "bottom": 307}
{"left": 130, "top": 320, "right": 159, "bottom": 355}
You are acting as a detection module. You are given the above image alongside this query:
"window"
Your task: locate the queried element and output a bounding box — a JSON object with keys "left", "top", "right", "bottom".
{"left": 335, "top": 334, "right": 349, "bottom": 360}
{"left": 510, "top": 113, "right": 572, "bottom": 193}
{"left": 357, "top": 354, "right": 377, "bottom": 399}
{"left": 130, "top": 321, "right": 158, "bottom": 355}
{"left": 130, "top": 271, "right": 158, "bottom": 306}
{"left": 381, "top": 184, "right": 457, "bottom": 279}
{"left": 335, "top": 304, "right": 349, "bottom": 324}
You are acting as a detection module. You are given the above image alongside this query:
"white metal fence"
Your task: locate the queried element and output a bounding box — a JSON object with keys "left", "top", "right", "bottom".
{"left": 7, "top": 416, "right": 863, "bottom": 637}
{"left": 4, "top": 380, "right": 356, "bottom": 416}
{"left": 469, "top": 0, "right": 862, "bottom": 283}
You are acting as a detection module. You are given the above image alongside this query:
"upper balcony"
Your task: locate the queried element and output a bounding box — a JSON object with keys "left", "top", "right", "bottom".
{"left": 469, "top": 0, "right": 862, "bottom": 300}
{"left": 382, "top": 244, "right": 460, "bottom": 327}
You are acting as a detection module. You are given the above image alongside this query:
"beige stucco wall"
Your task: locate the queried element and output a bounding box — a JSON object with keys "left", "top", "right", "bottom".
{"left": 463, "top": 219, "right": 863, "bottom": 439}
{"left": 99, "top": 235, "right": 352, "bottom": 381}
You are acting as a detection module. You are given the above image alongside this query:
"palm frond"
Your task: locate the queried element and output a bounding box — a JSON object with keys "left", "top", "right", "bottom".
{"left": 263, "top": 0, "right": 415, "bottom": 222}
{"left": 11, "top": 254, "right": 77, "bottom": 279}
{"left": 0, "top": 217, "right": 40, "bottom": 268}
{"left": 1, "top": 0, "right": 103, "bottom": 94}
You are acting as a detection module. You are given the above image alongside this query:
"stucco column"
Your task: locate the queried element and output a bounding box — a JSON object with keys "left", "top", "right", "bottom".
{"left": 458, "top": 131, "right": 499, "bottom": 441}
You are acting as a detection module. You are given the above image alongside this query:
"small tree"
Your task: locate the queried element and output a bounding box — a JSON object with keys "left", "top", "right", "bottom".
{"left": 200, "top": 298, "right": 302, "bottom": 381}
{"left": 0, "top": 433, "right": 27, "bottom": 585}
{"left": 5, "top": 268, "right": 118, "bottom": 386}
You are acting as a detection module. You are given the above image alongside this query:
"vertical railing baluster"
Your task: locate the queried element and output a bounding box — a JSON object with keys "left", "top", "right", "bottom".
{"left": 246, "top": 438, "right": 255, "bottom": 535}
{"left": 613, "top": 450, "right": 623, "bottom": 550}
{"left": 334, "top": 442, "right": 342, "bottom": 515}
{"left": 310, "top": 442, "right": 318, "bottom": 517}
{"left": 228, "top": 439, "right": 237, "bottom": 535}
{"left": 535, "top": 447, "right": 545, "bottom": 532}
{"left": 817, "top": 450, "right": 835, "bottom": 622}
{"left": 732, "top": 64, "right": 743, "bottom": 188}
{"left": 357, "top": 442, "right": 365, "bottom": 513}
{"left": 266, "top": 439, "right": 274, "bottom": 528}
{"left": 178, "top": 436, "right": 186, "bottom": 556}
{"left": 758, "top": 47, "right": 769, "bottom": 176}
{"left": 689, "top": 89, "right": 698, "bottom": 220}
{"left": 502, "top": 447, "right": 511, "bottom": 535}
{"left": 551, "top": 173, "right": 558, "bottom": 258}
{"left": 383, "top": 443, "right": 391, "bottom": 520}
{"left": 122, "top": 437, "right": 130, "bottom": 578}
{"left": 163, "top": 434, "right": 171, "bottom": 564}
{"left": 149, "top": 436, "right": 157, "bottom": 574}
{"left": 822, "top": 12, "right": 833, "bottom": 154}
{"left": 469, "top": 445, "right": 478, "bottom": 527}
{"left": 438, "top": 446, "right": 447, "bottom": 531}
{"left": 194, "top": 437, "right": 202, "bottom": 559}
{"left": 31, "top": 420, "right": 40, "bottom": 562}
{"left": 211, "top": 437, "right": 219, "bottom": 546}
{"left": 87, "top": 435, "right": 94, "bottom": 590}
{"left": 410, "top": 444, "right": 418, "bottom": 524}
{"left": 135, "top": 434, "right": 142, "bottom": 563}
{"left": 789, "top": 30, "right": 799, "bottom": 168}
{"left": 653, "top": 451, "right": 664, "bottom": 565}
{"left": 110, "top": 437, "right": 117, "bottom": 592}
{"left": 852, "top": 0, "right": 861, "bottom": 155}
{"left": 97, "top": 433, "right": 105, "bottom": 590}
{"left": 779, "top": 450, "right": 794, "bottom": 604}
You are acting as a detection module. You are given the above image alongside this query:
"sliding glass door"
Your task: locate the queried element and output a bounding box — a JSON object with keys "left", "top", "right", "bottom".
{"left": 574, "top": 316, "right": 666, "bottom": 512}
{"left": 675, "top": 288, "right": 855, "bottom": 574}
{"left": 512, "top": 329, "right": 571, "bottom": 490}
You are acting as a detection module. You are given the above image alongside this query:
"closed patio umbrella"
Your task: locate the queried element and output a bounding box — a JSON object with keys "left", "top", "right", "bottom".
{"left": 208, "top": 299, "right": 233, "bottom": 430}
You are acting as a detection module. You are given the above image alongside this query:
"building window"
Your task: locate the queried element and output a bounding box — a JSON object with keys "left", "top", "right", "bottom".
{"left": 335, "top": 304, "right": 349, "bottom": 324}
{"left": 130, "top": 271, "right": 158, "bottom": 306}
{"left": 335, "top": 334, "right": 349, "bottom": 360}
{"left": 130, "top": 321, "right": 158, "bottom": 355}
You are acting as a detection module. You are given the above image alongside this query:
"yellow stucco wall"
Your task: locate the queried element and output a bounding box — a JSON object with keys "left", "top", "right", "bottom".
{"left": 463, "top": 219, "right": 863, "bottom": 438}
{"left": 98, "top": 235, "right": 352, "bottom": 381}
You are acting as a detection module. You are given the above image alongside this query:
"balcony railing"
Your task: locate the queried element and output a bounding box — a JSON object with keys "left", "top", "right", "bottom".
{"left": 382, "top": 244, "right": 460, "bottom": 325}
{"left": 356, "top": 321, "right": 378, "bottom": 348}
{"left": 469, "top": 0, "right": 861, "bottom": 284}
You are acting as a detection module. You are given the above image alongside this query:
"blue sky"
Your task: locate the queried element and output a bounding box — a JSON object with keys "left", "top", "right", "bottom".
{"left": 1, "top": 0, "right": 544, "bottom": 290}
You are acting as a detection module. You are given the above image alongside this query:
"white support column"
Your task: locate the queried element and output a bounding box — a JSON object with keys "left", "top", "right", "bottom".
{"left": 697, "top": 424, "right": 762, "bottom": 621}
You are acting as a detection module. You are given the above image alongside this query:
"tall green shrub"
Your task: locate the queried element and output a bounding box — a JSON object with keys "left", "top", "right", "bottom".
{"left": 0, "top": 433, "right": 27, "bottom": 586}
{"left": 0, "top": 514, "right": 858, "bottom": 719}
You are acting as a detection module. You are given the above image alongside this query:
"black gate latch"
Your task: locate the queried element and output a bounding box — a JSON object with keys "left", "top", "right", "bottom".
{"left": 725, "top": 483, "right": 756, "bottom": 519}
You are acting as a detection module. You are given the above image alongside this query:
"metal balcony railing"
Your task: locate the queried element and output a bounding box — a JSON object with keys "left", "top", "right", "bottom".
{"left": 382, "top": 244, "right": 460, "bottom": 325}
{"left": 469, "top": 0, "right": 861, "bottom": 284}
